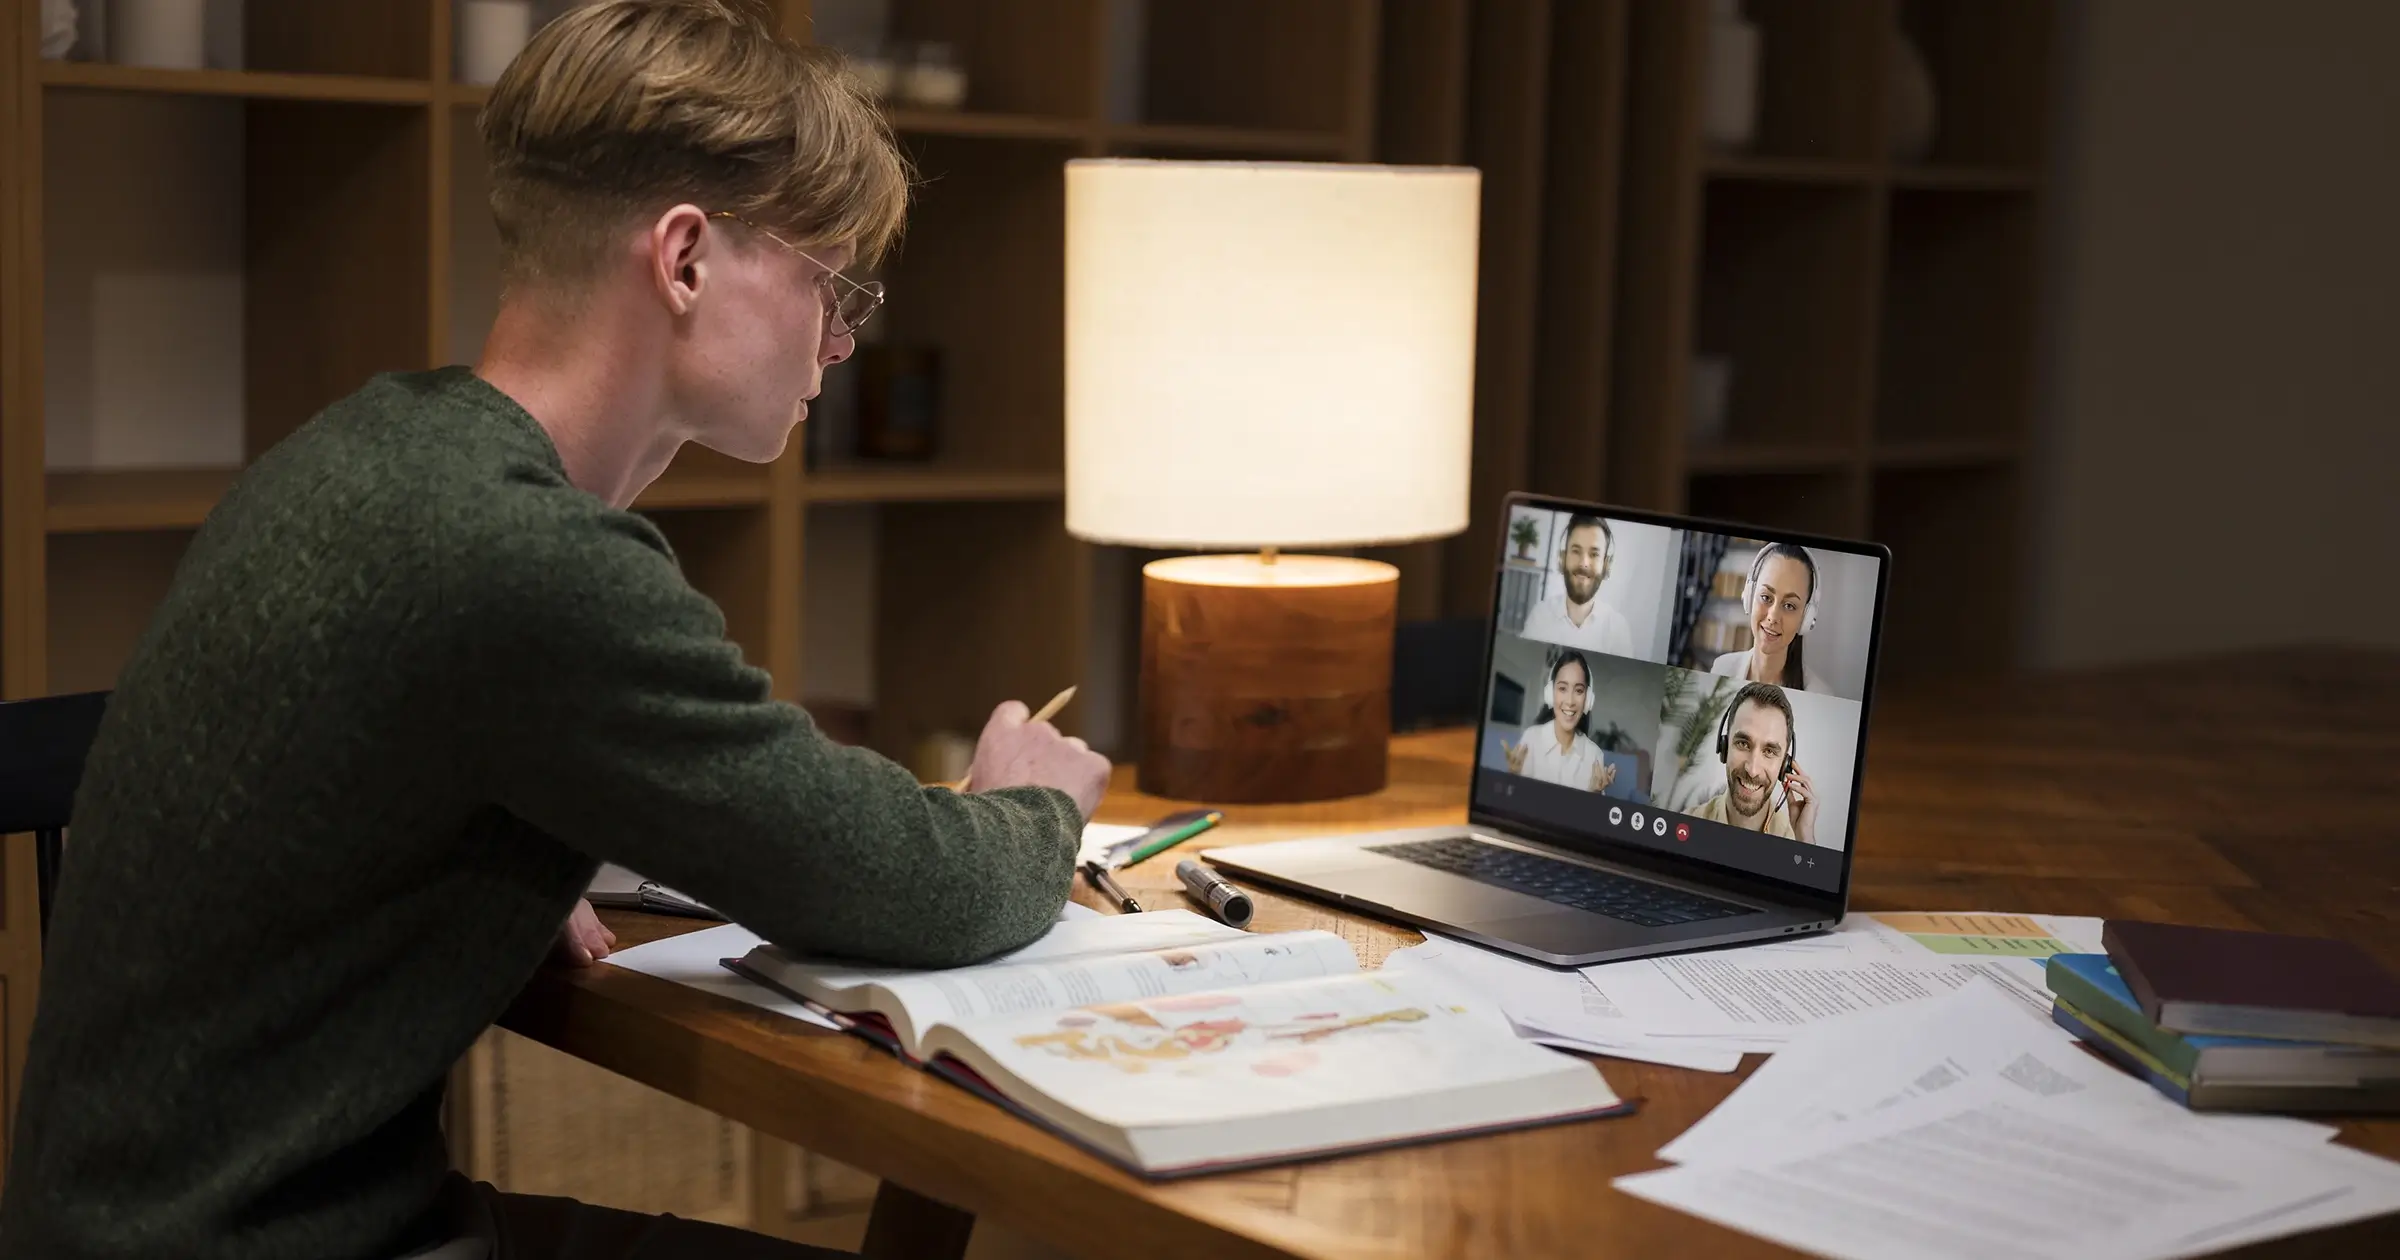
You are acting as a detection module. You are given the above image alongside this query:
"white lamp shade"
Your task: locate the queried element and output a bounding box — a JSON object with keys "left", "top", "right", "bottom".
{"left": 1066, "top": 159, "right": 1480, "bottom": 549}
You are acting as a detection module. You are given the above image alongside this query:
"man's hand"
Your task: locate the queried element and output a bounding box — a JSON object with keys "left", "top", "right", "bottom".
{"left": 964, "top": 700, "right": 1111, "bottom": 819}
{"left": 1782, "top": 762, "right": 1820, "bottom": 846}
{"left": 1504, "top": 740, "right": 1530, "bottom": 776}
{"left": 1588, "top": 759, "right": 1617, "bottom": 794}
{"left": 554, "top": 898, "right": 617, "bottom": 968}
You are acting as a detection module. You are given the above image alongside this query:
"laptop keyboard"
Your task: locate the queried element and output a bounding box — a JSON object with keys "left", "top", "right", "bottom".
{"left": 1366, "top": 836, "right": 1752, "bottom": 928}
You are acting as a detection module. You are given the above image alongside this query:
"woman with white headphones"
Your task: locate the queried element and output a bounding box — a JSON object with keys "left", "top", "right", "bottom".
{"left": 1504, "top": 649, "right": 1619, "bottom": 793}
{"left": 1711, "top": 542, "right": 1831, "bottom": 693}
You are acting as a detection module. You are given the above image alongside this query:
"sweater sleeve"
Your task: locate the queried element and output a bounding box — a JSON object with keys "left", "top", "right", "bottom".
{"left": 468, "top": 500, "right": 1079, "bottom": 968}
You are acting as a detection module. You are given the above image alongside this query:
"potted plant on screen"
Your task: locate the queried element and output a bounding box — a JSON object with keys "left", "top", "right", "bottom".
{"left": 1510, "top": 515, "right": 1541, "bottom": 561}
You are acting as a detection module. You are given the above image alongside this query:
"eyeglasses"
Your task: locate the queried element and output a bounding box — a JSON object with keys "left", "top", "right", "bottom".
{"left": 707, "top": 211, "right": 885, "bottom": 337}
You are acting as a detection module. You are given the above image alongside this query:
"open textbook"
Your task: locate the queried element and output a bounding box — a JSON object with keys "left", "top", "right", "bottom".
{"left": 725, "top": 910, "right": 1630, "bottom": 1177}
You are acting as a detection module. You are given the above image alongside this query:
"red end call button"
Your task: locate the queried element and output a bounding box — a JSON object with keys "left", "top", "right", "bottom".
{"left": 1675, "top": 823, "right": 1690, "bottom": 842}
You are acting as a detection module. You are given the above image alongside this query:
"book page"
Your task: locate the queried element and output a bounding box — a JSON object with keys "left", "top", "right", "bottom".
{"left": 764, "top": 909, "right": 1246, "bottom": 1008}
{"left": 879, "top": 932, "right": 1359, "bottom": 1044}
{"left": 932, "top": 969, "right": 1602, "bottom": 1131}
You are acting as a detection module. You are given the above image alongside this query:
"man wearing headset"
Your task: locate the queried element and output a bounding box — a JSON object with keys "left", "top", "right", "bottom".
{"left": 1692, "top": 682, "right": 1819, "bottom": 844}
{"left": 1520, "top": 513, "right": 1635, "bottom": 655}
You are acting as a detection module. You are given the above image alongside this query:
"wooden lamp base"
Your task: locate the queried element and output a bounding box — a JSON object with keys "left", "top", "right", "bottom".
{"left": 1138, "top": 554, "right": 1398, "bottom": 804}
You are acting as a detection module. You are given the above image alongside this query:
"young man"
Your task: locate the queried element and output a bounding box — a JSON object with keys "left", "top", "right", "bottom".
{"left": 1518, "top": 514, "right": 1635, "bottom": 656}
{"left": 1692, "top": 683, "right": 1820, "bottom": 845}
{"left": 0, "top": 4, "right": 1105, "bottom": 1257}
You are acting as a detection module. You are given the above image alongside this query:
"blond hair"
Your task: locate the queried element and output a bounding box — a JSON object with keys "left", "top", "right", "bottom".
{"left": 478, "top": 0, "right": 907, "bottom": 288}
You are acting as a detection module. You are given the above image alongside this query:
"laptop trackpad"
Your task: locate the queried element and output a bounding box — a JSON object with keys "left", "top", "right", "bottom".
{"left": 1319, "top": 865, "right": 1554, "bottom": 923}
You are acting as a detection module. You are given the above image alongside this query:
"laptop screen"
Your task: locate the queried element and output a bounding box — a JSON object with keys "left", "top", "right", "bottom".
{"left": 1470, "top": 498, "right": 1888, "bottom": 896}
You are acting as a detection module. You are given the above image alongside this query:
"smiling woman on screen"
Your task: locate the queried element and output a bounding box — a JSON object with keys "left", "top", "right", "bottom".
{"left": 1505, "top": 649, "right": 1618, "bottom": 794}
{"left": 1712, "top": 543, "right": 1830, "bottom": 693}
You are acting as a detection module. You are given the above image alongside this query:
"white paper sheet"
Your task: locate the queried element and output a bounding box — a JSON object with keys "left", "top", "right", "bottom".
{"left": 1381, "top": 935, "right": 1751, "bottom": 1072}
{"left": 1618, "top": 1077, "right": 2400, "bottom": 1260}
{"left": 1660, "top": 978, "right": 2335, "bottom": 1166}
{"left": 604, "top": 923, "right": 840, "bottom": 1030}
{"left": 603, "top": 900, "right": 1112, "bottom": 1033}
{"left": 1578, "top": 912, "right": 2106, "bottom": 1042}
{"left": 1078, "top": 823, "right": 1149, "bottom": 865}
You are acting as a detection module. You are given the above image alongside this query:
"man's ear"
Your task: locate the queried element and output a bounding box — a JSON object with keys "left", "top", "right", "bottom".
{"left": 651, "top": 205, "right": 712, "bottom": 315}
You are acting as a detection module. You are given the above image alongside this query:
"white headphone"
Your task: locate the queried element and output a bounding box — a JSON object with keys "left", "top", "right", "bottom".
{"left": 1742, "top": 544, "right": 1820, "bottom": 634}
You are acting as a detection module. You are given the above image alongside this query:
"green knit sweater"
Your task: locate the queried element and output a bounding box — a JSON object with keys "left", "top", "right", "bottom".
{"left": 0, "top": 368, "right": 1080, "bottom": 1260}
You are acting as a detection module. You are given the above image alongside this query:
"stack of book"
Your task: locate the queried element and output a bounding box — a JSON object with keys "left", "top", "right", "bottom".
{"left": 2044, "top": 920, "right": 2400, "bottom": 1112}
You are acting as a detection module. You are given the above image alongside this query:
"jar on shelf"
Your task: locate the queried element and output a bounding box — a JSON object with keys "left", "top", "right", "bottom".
{"left": 458, "top": 0, "right": 536, "bottom": 87}
{"left": 846, "top": 41, "right": 898, "bottom": 101}
{"left": 1702, "top": 0, "right": 1761, "bottom": 151}
{"left": 40, "top": 0, "right": 78, "bottom": 60}
{"left": 899, "top": 42, "right": 968, "bottom": 110}
{"left": 113, "top": 0, "right": 206, "bottom": 70}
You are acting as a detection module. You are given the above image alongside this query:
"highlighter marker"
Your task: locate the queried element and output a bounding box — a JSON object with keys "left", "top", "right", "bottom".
{"left": 1176, "top": 859, "right": 1254, "bottom": 929}
{"left": 1125, "top": 810, "right": 1224, "bottom": 865}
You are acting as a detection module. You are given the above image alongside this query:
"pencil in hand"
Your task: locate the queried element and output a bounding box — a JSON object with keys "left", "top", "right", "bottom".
{"left": 951, "top": 685, "right": 1076, "bottom": 793}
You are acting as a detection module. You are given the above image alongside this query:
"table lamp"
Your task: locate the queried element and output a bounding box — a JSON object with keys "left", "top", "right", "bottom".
{"left": 1065, "top": 159, "right": 1481, "bottom": 803}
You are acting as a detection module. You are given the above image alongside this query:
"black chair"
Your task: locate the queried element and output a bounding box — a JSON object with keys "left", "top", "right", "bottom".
{"left": 0, "top": 690, "right": 110, "bottom": 936}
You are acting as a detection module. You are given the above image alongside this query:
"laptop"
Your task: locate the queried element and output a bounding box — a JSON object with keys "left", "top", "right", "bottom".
{"left": 1202, "top": 494, "right": 1893, "bottom": 967}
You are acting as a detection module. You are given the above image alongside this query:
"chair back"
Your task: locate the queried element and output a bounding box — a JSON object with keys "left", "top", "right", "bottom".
{"left": 0, "top": 690, "right": 111, "bottom": 934}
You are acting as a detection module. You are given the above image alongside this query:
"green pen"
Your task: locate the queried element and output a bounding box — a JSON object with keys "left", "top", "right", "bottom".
{"left": 1124, "top": 810, "right": 1224, "bottom": 866}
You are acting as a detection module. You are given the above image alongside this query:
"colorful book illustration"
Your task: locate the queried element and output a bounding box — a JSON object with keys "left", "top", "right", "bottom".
{"left": 725, "top": 910, "right": 1630, "bottom": 1176}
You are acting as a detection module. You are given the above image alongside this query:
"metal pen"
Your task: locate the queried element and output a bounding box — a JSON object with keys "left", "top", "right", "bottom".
{"left": 1080, "top": 860, "right": 1141, "bottom": 914}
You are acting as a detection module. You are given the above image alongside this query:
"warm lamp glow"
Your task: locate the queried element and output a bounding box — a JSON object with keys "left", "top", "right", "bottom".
{"left": 1065, "top": 159, "right": 1481, "bottom": 550}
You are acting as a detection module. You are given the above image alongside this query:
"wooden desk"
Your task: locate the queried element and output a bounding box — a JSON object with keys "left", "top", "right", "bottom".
{"left": 502, "top": 648, "right": 2400, "bottom": 1258}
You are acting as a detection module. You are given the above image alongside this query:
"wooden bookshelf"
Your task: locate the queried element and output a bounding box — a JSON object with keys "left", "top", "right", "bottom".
{"left": 1607, "top": 0, "right": 2054, "bottom": 679}
{"left": 38, "top": 59, "right": 436, "bottom": 103}
{"left": 44, "top": 468, "right": 238, "bottom": 533}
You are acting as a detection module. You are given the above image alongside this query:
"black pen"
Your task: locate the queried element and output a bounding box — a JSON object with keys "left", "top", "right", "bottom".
{"left": 1080, "top": 861, "right": 1141, "bottom": 914}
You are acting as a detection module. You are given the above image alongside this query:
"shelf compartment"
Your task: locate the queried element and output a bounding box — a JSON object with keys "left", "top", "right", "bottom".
{"left": 803, "top": 464, "right": 1063, "bottom": 504}
{"left": 883, "top": 0, "right": 1101, "bottom": 118}
{"left": 1871, "top": 465, "right": 2018, "bottom": 677}
{"left": 886, "top": 108, "right": 1091, "bottom": 143}
{"left": 1694, "top": 181, "right": 1879, "bottom": 447}
{"left": 47, "top": 532, "right": 195, "bottom": 694}
{"left": 1875, "top": 187, "right": 2038, "bottom": 443}
{"left": 1100, "top": 123, "right": 1350, "bottom": 158}
{"left": 46, "top": 468, "right": 237, "bottom": 534}
{"left": 874, "top": 135, "right": 1070, "bottom": 472}
{"left": 1136, "top": 0, "right": 1371, "bottom": 136}
{"left": 1735, "top": 0, "right": 1887, "bottom": 163}
{"left": 1887, "top": 164, "right": 2039, "bottom": 192}
{"left": 1687, "top": 470, "right": 1862, "bottom": 538}
{"left": 1686, "top": 442, "right": 1857, "bottom": 475}
{"left": 1703, "top": 154, "right": 1880, "bottom": 186}
{"left": 39, "top": 62, "right": 433, "bottom": 104}
{"left": 45, "top": 448, "right": 770, "bottom": 534}
{"left": 1897, "top": 0, "right": 2055, "bottom": 170}
{"left": 871, "top": 501, "right": 1086, "bottom": 756}
{"left": 41, "top": 0, "right": 429, "bottom": 85}
{"left": 1874, "top": 437, "right": 2019, "bottom": 470}
{"left": 633, "top": 448, "right": 773, "bottom": 511}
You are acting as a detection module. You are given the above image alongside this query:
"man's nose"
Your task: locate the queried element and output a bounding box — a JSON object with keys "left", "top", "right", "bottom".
{"left": 821, "top": 328, "right": 855, "bottom": 366}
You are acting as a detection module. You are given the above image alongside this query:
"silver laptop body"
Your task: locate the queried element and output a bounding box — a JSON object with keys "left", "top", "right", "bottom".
{"left": 1203, "top": 494, "right": 1893, "bottom": 967}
